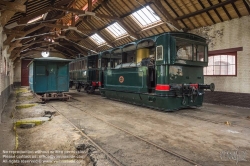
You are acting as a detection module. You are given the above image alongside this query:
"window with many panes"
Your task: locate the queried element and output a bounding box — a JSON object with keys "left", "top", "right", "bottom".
{"left": 204, "top": 52, "right": 236, "bottom": 76}
{"left": 90, "top": 33, "right": 106, "bottom": 45}
{"left": 131, "top": 5, "right": 161, "bottom": 27}
{"left": 106, "top": 22, "right": 128, "bottom": 38}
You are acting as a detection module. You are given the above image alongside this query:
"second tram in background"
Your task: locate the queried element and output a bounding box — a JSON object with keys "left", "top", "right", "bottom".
{"left": 69, "top": 54, "right": 100, "bottom": 93}
{"left": 69, "top": 51, "right": 122, "bottom": 93}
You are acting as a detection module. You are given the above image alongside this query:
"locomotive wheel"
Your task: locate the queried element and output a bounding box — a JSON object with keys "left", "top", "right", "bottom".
{"left": 86, "top": 86, "right": 93, "bottom": 94}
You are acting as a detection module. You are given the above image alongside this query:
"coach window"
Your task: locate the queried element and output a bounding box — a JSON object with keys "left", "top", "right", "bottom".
{"left": 111, "top": 48, "right": 122, "bottom": 68}
{"left": 81, "top": 60, "right": 84, "bottom": 70}
{"left": 101, "top": 52, "right": 110, "bottom": 69}
{"left": 122, "top": 43, "right": 137, "bottom": 67}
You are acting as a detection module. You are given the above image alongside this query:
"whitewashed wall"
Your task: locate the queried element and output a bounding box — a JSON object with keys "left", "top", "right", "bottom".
{"left": 190, "top": 16, "right": 250, "bottom": 93}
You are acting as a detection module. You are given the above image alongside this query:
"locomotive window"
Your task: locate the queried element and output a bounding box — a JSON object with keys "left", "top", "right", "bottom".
{"left": 111, "top": 53, "right": 122, "bottom": 68}
{"left": 156, "top": 46, "right": 163, "bottom": 61}
{"left": 193, "top": 45, "right": 206, "bottom": 62}
{"left": 176, "top": 45, "right": 192, "bottom": 60}
{"left": 197, "top": 45, "right": 205, "bottom": 62}
{"left": 81, "top": 60, "right": 84, "bottom": 69}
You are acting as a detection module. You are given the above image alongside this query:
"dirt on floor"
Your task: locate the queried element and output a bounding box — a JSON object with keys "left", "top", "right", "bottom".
{"left": 2, "top": 87, "right": 114, "bottom": 166}
{"left": 2, "top": 87, "right": 250, "bottom": 166}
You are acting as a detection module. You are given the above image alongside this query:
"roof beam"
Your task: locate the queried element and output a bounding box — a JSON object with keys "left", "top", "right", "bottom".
{"left": 152, "top": 0, "right": 182, "bottom": 30}
{"left": 207, "top": 0, "right": 223, "bottom": 22}
{"left": 9, "top": 0, "right": 73, "bottom": 26}
{"left": 51, "top": 48, "right": 73, "bottom": 58}
{"left": 0, "top": 0, "right": 27, "bottom": 26}
{"left": 52, "top": 6, "right": 120, "bottom": 20}
{"left": 243, "top": 0, "right": 250, "bottom": 14}
{"left": 43, "top": 23, "right": 95, "bottom": 33}
{"left": 84, "top": 19, "right": 115, "bottom": 47}
{"left": 175, "top": 0, "right": 237, "bottom": 20}
{"left": 3, "top": 29, "right": 26, "bottom": 36}
{"left": 245, "top": 0, "right": 250, "bottom": 7}
{"left": 18, "top": 7, "right": 51, "bottom": 24}
{"left": 101, "top": 2, "right": 139, "bottom": 39}
{"left": 0, "top": 1, "right": 26, "bottom": 13}
{"left": 7, "top": 24, "right": 45, "bottom": 53}
{"left": 198, "top": 0, "right": 215, "bottom": 24}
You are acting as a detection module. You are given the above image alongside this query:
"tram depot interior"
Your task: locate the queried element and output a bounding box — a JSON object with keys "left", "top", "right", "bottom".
{"left": 0, "top": 0, "right": 250, "bottom": 166}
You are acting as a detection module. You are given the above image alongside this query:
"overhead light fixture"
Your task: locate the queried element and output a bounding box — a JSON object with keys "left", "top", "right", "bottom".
{"left": 41, "top": 51, "right": 49, "bottom": 57}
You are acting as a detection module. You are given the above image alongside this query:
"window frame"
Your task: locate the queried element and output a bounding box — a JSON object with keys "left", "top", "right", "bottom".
{"left": 204, "top": 52, "right": 237, "bottom": 76}
{"left": 106, "top": 22, "right": 128, "bottom": 38}
{"left": 90, "top": 33, "right": 106, "bottom": 45}
{"left": 130, "top": 5, "right": 161, "bottom": 28}
{"left": 156, "top": 45, "right": 163, "bottom": 61}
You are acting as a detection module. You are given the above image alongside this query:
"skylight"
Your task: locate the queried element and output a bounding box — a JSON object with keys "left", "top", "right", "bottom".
{"left": 131, "top": 6, "right": 161, "bottom": 27}
{"left": 106, "top": 22, "right": 128, "bottom": 38}
{"left": 90, "top": 33, "right": 106, "bottom": 45}
{"left": 28, "top": 14, "right": 44, "bottom": 24}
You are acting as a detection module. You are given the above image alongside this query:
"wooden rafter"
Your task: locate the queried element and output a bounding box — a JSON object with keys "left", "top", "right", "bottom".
{"left": 231, "top": 2, "right": 241, "bottom": 17}
{"left": 3, "top": 29, "right": 26, "bottom": 36}
{"left": 198, "top": 0, "right": 216, "bottom": 24}
{"left": 52, "top": 6, "right": 120, "bottom": 20}
{"left": 207, "top": 0, "right": 223, "bottom": 22}
{"left": 175, "top": 0, "right": 237, "bottom": 21}
{"left": 179, "top": 0, "right": 200, "bottom": 28}
{"left": 163, "top": 0, "right": 188, "bottom": 29}
{"left": 243, "top": 0, "right": 250, "bottom": 14}
{"left": 101, "top": 2, "right": 139, "bottom": 39}
{"left": 7, "top": 24, "right": 45, "bottom": 53}
{"left": 152, "top": 0, "right": 182, "bottom": 31}
{"left": 84, "top": 19, "right": 115, "bottom": 47}
{"left": 218, "top": 0, "right": 232, "bottom": 20}
{"left": 188, "top": 0, "right": 209, "bottom": 26}
{"left": 0, "top": 1, "right": 26, "bottom": 13}
{"left": 0, "top": 0, "right": 27, "bottom": 26}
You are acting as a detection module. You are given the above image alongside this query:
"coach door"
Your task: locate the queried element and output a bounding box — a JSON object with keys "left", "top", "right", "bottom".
{"left": 47, "top": 64, "right": 57, "bottom": 91}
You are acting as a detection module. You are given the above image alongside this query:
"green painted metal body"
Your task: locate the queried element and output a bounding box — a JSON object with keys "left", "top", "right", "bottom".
{"left": 28, "top": 57, "right": 71, "bottom": 93}
{"left": 69, "top": 54, "right": 100, "bottom": 87}
{"left": 100, "top": 32, "right": 211, "bottom": 111}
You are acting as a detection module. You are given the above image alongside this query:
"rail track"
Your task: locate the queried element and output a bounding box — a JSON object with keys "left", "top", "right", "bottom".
{"left": 48, "top": 103, "right": 124, "bottom": 166}
{"left": 47, "top": 97, "right": 202, "bottom": 166}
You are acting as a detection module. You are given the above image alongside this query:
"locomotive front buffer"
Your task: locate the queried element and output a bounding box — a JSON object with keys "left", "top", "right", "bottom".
{"left": 170, "top": 83, "right": 215, "bottom": 104}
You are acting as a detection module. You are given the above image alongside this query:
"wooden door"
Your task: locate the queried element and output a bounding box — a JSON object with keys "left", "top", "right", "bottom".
{"left": 21, "top": 59, "right": 31, "bottom": 86}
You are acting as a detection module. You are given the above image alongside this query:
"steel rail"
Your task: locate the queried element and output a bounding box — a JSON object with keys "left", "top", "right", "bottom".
{"left": 66, "top": 99, "right": 201, "bottom": 166}
{"left": 48, "top": 104, "right": 124, "bottom": 166}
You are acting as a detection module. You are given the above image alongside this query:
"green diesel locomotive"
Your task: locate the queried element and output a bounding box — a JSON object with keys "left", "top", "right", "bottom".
{"left": 99, "top": 32, "right": 215, "bottom": 111}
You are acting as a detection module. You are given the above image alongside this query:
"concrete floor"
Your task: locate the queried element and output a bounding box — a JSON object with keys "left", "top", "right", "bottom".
{"left": 59, "top": 90, "right": 249, "bottom": 166}
{"left": 1, "top": 89, "right": 250, "bottom": 166}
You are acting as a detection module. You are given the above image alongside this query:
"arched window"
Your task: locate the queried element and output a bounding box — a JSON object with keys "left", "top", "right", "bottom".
{"left": 204, "top": 47, "right": 243, "bottom": 76}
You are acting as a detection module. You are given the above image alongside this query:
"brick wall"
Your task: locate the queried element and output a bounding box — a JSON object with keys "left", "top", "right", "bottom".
{"left": 190, "top": 16, "right": 250, "bottom": 108}
{"left": 0, "top": 26, "right": 12, "bottom": 122}
{"left": 190, "top": 16, "right": 250, "bottom": 94}
{"left": 204, "top": 91, "right": 250, "bottom": 108}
